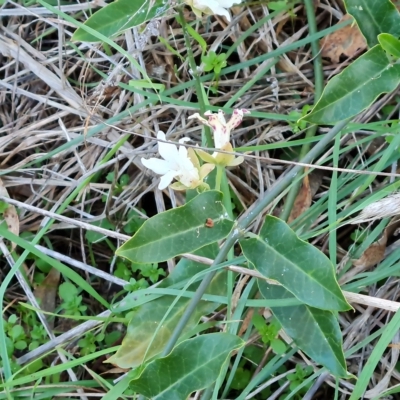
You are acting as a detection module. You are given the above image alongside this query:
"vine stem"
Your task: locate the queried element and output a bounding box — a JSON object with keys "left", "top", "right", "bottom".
{"left": 162, "top": 118, "right": 350, "bottom": 357}
{"left": 280, "top": 0, "right": 324, "bottom": 221}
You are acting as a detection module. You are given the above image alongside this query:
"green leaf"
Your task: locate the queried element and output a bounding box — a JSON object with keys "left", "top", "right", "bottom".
{"left": 14, "top": 340, "right": 27, "bottom": 351}
{"left": 35, "top": 258, "right": 52, "bottom": 274}
{"left": 119, "top": 174, "right": 130, "bottom": 187}
{"left": 113, "top": 243, "right": 219, "bottom": 313}
{"left": 85, "top": 219, "right": 115, "bottom": 243}
{"left": 251, "top": 313, "right": 266, "bottom": 332}
{"left": 107, "top": 251, "right": 227, "bottom": 368}
{"left": 106, "top": 172, "right": 115, "bottom": 182}
{"left": 258, "top": 280, "right": 348, "bottom": 377}
{"left": 302, "top": 45, "right": 400, "bottom": 124}
{"left": 158, "top": 36, "right": 184, "bottom": 61}
{"left": 129, "top": 79, "right": 165, "bottom": 93}
{"left": 231, "top": 367, "right": 251, "bottom": 390}
{"left": 186, "top": 23, "right": 207, "bottom": 54}
{"left": 123, "top": 210, "right": 146, "bottom": 235}
{"left": 129, "top": 333, "right": 244, "bottom": 399}
{"left": 10, "top": 325, "right": 24, "bottom": 340}
{"left": 378, "top": 33, "right": 400, "bottom": 59}
{"left": 58, "top": 282, "right": 78, "bottom": 301}
{"left": 72, "top": 0, "right": 169, "bottom": 42}
{"left": 271, "top": 338, "right": 286, "bottom": 355}
{"left": 0, "top": 201, "right": 9, "bottom": 213}
{"left": 239, "top": 216, "right": 350, "bottom": 311}
{"left": 344, "top": 0, "right": 400, "bottom": 47}
{"left": 116, "top": 191, "right": 234, "bottom": 264}
{"left": 268, "top": 1, "right": 289, "bottom": 12}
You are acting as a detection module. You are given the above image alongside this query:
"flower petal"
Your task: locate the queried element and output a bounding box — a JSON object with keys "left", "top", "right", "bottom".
{"left": 188, "top": 113, "right": 212, "bottom": 128}
{"left": 226, "top": 109, "right": 249, "bottom": 131}
{"left": 188, "top": 147, "right": 200, "bottom": 170}
{"left": 193, "top": 111, "right": 229, "bottom": 148}
{"left": 205, "top": 1, "right": 231, "bottom": 20}
{"left": 178, "top": 137, "right": 191, "bottom": 144}
{"left": 205, "top": 112, "right": 229, "bottom": 148}
{"left": 177, "top": 147, "right": 198, "bottom": 177}
{"left": 179, "top": 168, "right": 200, "bottom": 188}
{"left": 169, "top": 182, "right": 189, "bottom": 191}
{"left": 213, "top": 130, "right": 229, "bottom": 149}
{"left": 199, "top": 163, "right": 215, "bottom": 179}
{"left": 157, "top": 131, "right": 179, "bottom": 165}
{"left": 158, "top": 170, "right": 179, "bottom": 190}
{"left": 186, "top": 0, "right": 239, "bottom": 21}
{"left": 214, "top": 142, "right": 235, "bottom": 166}
{"left": 218, "top": 0, "right": 241, "bottom": 7}
{"left": 178, "top": 143, "right": 189, "bottom": 160}
{"left": 216, "top": 109, "right": 227, "bottom": 126}
{"left": 195, "top": 148, "right": 217, "bottom": 164}
{"left": 215, "top": 151, "right": 234, "bottom": 166}
{"left": 227, "top": 155, "right": 244, "bottom": 167}
{"left": 141, "top": 157, "right": 171, "bottom": 175}
{"left": 191, "top": 0, "right": 209, "bottom": 12}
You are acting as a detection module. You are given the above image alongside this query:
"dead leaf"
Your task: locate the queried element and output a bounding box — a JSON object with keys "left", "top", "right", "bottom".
{"left": 339, "top": 230, "right": 388, "bottom": 284}
{"left": 352, "top": 234, "right": 387, "bottom": 269}
{"left": 231, "top": 274, "right": 250, "bottom": 317}
{"left": 0, "top": 178, "right": 19, "bottom": 250}
{"left": 308, "top": 170, "right": 323, "bottom": 198}
{"left": 33, "top": 268, "right": 61, "bottom": 329}
{"left": 320, "top": 15, "right": 367, "bottom": 63}
{"left": 238, "top": 308, "right": 254, "bottom": 337}
{"left": 288, "top": 172, "right": 312, "bottom": 223}
{"left": 384, "top": 216, "right": 400, "bottom": 239}
{"left": 100, "top": 367, "right": 129, "bottom": 375}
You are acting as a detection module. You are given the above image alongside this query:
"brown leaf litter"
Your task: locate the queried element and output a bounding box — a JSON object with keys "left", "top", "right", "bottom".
{"left": 320, "top": 14, "right": 366, "bottom": 63}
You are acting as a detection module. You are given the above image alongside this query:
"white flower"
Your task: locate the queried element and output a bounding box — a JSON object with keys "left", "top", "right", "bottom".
{"left": 141, "top": 131, "right": 214, "bottom": 190}
{"left": 185, "top": 0, "right": 242, "bottom": 21}
{"left": 189, "top": 109, "right": 249, "bottom": 149}
{"left": 189, "top": 109, "right": 249, "bottom": 166}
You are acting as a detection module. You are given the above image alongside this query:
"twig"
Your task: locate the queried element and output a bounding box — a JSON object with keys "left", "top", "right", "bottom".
{"left": 0, "top": 196, "right": 131, "bottom": 241}
{"left": 181, "top": 253, "right": 400, "bottom": 313}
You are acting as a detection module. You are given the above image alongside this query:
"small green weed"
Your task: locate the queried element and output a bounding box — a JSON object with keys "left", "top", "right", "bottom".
{"left": 350, "top": 228, "right": 369, "bottom": 244}
{"left": 252, "top": 313, "right": 286, "bottom": 355}
{"left": 288, "top": 105, "right": 311, "bottom": 134}
{"left": 57, "top": 281, "right": 87, "bottom": 316}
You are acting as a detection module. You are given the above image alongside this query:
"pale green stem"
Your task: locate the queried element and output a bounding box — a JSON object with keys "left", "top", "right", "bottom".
{"left": 215, "top": 165, "right": 223, "bottom": 192}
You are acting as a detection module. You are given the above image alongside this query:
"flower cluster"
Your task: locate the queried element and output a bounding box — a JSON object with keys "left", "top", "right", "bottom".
{"left": 141, "top": 109, "right": 248, "bottom": 191}
{"left": 184, "top": 0, "right": 242, "bottom": 22}
{"left": 189, "top": 109, "right": 249, "bottom": 167}
{"left": 141, "top": 131, "right": 214, "bottom": 191}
